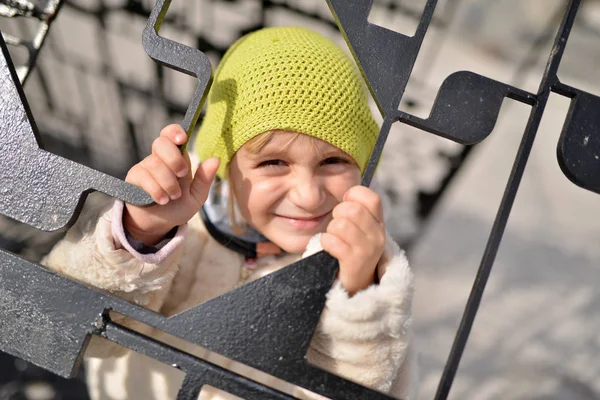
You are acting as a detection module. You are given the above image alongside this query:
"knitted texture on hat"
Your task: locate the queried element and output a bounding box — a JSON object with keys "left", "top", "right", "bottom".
{"left": 196, "top": 26, "right": 379, "bottom": 179}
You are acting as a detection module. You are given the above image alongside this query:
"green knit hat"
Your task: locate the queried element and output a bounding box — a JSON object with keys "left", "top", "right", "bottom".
{"left": 196, "top": 26, "right": 379, "bottom": 179}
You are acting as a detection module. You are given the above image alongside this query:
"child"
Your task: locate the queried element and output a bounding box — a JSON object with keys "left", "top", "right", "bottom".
{"left": 43, "top": 26, "right": 417, "bottom": 399}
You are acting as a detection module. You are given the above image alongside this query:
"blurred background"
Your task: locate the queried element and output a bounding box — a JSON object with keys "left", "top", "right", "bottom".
{"left": 1, "top": 0, "right": 600, "bottom": 399}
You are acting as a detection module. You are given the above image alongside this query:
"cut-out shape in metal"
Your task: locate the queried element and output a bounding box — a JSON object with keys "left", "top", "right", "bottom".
{"left": 556, "top": 84, "right": 600, "bottom": 194}
{"left": 328, "top": 0, "right": 537, "bottom": 186}
{"left": 395, "top": 71, "right": 535, "bottom": 144}
{"left": 327, "top": 0, "right": 437, "bottom": 117}
{"left": 0, "top": 234, "right": 392, "bottom": 399}
{"left": 142, "top": 0, "right": 213, "bottom": 150}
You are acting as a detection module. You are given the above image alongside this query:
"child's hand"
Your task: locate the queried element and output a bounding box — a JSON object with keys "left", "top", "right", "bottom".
{"left": 321, "top": 186, "right": 386, "bottom": 295}
{"left": 124, "top": 124, "right": 220, "bottom": 246}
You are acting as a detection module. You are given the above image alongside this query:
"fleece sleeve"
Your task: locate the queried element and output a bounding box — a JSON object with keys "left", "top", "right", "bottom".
{"left": 41, "top": 193, "right": 187, "bottom": 357}
{"left": 304, "top": 234, "right": 418, "bottom": 400}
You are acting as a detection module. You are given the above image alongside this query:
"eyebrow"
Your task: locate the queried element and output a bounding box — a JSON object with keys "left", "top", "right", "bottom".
{"left": 245, "top": 149, "right": 286, "bottom": 160}
{"left": 246, "top": 137, "right": 352, "bottom": 161}
{"left": 248, "top": 147, "right": 349, "bottom": 159}
{"left": 319, "top": 150, "right": 351, "bottom": 158}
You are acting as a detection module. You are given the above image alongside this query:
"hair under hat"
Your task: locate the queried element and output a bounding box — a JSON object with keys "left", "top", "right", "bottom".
{"left": 196, "top": 26, "right": 379, "bottom": 179}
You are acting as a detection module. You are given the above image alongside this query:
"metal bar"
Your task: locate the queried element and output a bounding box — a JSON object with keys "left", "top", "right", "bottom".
{"left": 103, "top": 322, "right": 297, "bottom": 400}
{"left": 362, "top": 116, "right": 394, "bottom": 186}
{"left": 434, "top": 1, "right": 581, "bottom": 398}
{"left": 414, "top": 0, "right": 461, "bottom": 83}
{"left": 331, "top": 0, "right": 439, "bottom": 187}
{"left": 176, "top": 374, "right": 204, "bottom": 400}
{"left": 142, "top": 0, "right": 213, "bottom": 151}
{"left": 0, "top": 32, "right": 153, "bottom": 231}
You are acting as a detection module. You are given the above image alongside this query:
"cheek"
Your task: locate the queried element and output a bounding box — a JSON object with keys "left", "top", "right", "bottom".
{"left": 239, "top": 179, "right": 285, "bottom": 220}
{"left": 328, "top": 172, "right": 361, "bottom": 200}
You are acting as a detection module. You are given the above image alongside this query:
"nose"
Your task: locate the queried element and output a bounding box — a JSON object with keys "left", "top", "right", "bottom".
{"left": 289, "top": 171, "right": 325, "bottom": 212}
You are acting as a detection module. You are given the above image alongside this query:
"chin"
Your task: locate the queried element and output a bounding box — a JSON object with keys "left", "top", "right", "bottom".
{"left": 277, "top": 238, "right": 313, "bottom": 254}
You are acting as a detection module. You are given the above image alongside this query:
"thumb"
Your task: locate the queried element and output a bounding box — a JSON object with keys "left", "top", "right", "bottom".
{"left": 190, "top": 157, "right": 220, "bottom": 205}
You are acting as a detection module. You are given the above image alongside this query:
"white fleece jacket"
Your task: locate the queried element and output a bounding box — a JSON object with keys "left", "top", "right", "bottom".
{"left": 42, "top": 193, "right": 418, "bottom": 400}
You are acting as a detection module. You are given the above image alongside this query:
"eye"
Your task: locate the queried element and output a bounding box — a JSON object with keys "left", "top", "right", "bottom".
{"left": 321, "top": 157, "right": 349, "bottom": 166}
{"left": 257, "top": 159, "right": 286, "bottom": 168}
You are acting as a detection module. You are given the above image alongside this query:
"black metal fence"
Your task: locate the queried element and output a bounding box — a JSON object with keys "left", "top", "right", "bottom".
{"left": 0, "top": 0, "right": 599, "bottom": 399}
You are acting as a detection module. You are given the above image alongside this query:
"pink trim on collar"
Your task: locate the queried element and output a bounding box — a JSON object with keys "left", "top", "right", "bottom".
{"left": 110, "top": 200, "right": 188, "bottom": 264}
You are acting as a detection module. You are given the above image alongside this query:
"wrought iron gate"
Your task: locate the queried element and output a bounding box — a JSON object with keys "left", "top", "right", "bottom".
{"left": 0, "top": 0, "right": 599, "bottom": 399}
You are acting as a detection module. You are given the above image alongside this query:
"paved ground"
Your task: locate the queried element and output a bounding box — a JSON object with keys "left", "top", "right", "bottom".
{"left": 410, "top": 46, "right": 600, "bottom": 400}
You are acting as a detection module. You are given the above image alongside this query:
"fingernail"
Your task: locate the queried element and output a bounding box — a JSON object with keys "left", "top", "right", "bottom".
{"left": 177, "top": 167, "right": 188, "bottom": 177}
{"left": 176, "top": 133, "right": 187, "bottom": 143}
{"left": 157, "top": 195, "right": 169, "bottom": 205}
{"left": 171, "top": 191, "right": 181, "bottom": 200}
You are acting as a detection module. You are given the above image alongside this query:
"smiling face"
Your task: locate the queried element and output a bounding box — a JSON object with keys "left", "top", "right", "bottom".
{"left": 229, "top": 131, "right": 362, "bottom": 254}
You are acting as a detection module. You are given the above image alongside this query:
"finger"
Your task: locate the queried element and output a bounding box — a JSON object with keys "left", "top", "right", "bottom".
{"left": 159, "top": 124, "right": 188, "bottom": 147}
{"left": 332, "top": 201, "right": 380, "bottom": 237}
{"left": 343, "top": 186, "right": 384, "bottom": 223}
{"left": 320, "top": 232, "right": 352, "bottom": 262}
{"left": 126, "top": 166, "right": 169, "bottom": 205}
{"left": 178, "top": 152, "right": 194, "bottom": 192}
{"left": 190, "top": 157, "right": 220, "bottom": 205}
{"left": 152, "top": 136, "right": 189, "bottom": 178}
{"left": 140, "top": 155, "right": 182, "bottom": 201}
{"left": 326, "top": 217, "right": 365, "bottom": 249}
{"left": 322, "top": 229, "right": 377, "bottom": 294}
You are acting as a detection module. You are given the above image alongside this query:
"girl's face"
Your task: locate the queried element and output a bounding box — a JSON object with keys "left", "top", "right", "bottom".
{"left": 229, "top": 131, "right": 362, "bottom": 254}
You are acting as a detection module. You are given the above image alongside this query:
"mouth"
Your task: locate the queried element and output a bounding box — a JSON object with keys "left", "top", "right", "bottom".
{"left": 275, "top": 212, "right": 330, "bottom": 230}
